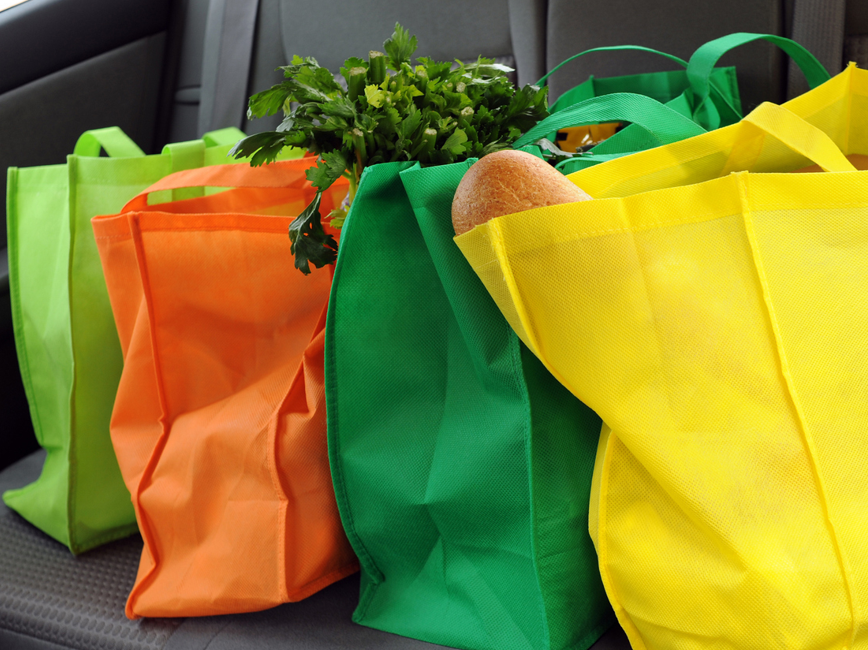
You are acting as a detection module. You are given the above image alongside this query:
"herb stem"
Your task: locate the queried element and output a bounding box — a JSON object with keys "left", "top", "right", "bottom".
{"left": 352, "top": 128, "right": 368, "bottom": 167}
{"left": 409, "top": 128, "right": 437, "bottom": 159}
{"left": 368, "top": 51, "right": 387, "bottom": 85}
{"left": 344, "top": 164, "right": 360, "bottom": 206}
{"left": 347, "top": 67, "right": 367, "bottom": 101}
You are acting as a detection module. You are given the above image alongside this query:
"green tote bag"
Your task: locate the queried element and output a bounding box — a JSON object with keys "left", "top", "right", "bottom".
{"left": 4, "top": 126, "right": 270, "bottom": 554}
{"left": 325, "top": 161, "right": 614, "bottom": 650}
{"left": 534, "top": 34, "right": 831, "bottom": 173}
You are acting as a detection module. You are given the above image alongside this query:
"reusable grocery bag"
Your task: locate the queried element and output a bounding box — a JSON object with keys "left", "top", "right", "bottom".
{"left": 92, "top": 159, "right": 357, "bottom": 618}
{"left": 456, "top": 65, "right": 868, "bottom": 650}
{"left": 325, "top": 161, "right": 614, "bottom": 650}
{"left": 526, "top": 34, "right": 830, "bottom": 173}
{"left": 4, "top": 126, "right": 264, "bottom": 554}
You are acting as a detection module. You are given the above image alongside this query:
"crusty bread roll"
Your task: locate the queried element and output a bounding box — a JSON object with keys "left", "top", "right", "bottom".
{"left": 451, "top": 150, "right": 592, "bottom": 235}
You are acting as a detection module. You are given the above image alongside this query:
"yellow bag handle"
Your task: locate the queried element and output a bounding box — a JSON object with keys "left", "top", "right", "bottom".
{"left": 741, "top": 102, "right": 856, "bottom": 172}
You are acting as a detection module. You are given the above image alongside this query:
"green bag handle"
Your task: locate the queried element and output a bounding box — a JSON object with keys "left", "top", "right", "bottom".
{"left": 537, "top": 45, "right": 689, "bottom": 87}
{"left": 512, "top": 93, "right": 706, "bottom": 150}
{"left": 539, "top": 45, "right": 742, "bottom": 124}
{"left": 555, "top": 151, "right": 626, "bottom": 174}
{"left": 73, "top": 127, "right": 145, "bottom": 158}
{"left": 687, "top": 33, "right": 831, "bottom": 129}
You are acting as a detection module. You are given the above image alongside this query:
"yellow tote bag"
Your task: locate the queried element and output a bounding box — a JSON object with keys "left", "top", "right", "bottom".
{"left": 456, "top": 67, "right": 868, "bottom": 650}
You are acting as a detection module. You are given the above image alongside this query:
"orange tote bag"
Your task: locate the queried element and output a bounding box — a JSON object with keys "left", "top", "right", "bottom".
{"left": 92, "top": 159, "right": 358, "bottom": 618}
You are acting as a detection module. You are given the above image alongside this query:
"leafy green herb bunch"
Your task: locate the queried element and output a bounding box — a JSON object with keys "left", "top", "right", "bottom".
{"left": 230, "top": 23, "right": 549, "bottom": 273}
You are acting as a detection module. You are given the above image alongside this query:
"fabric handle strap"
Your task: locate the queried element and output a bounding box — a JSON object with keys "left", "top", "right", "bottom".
{"left": 161, "top": 127, "right": 245, "bottom": 171}
{"left": 513, "top": 93, "right": 706, "bottom": 149}
{"left": 742, "top": 102, "right": 855, "bottom": 172}
{"left": 158, "top": 127, "right": 247, "bottom": 200}
{"left": 202, "top": 127, "right": 246, "bottom": 147}
{"left": 688, "top": 33, "right": 830, "bottom": 128}
{"left": 123, "top": 158, "right": 315, "bottom": 212}
{"left": 73, "top": 127, "right": 145, "bottom": 158}
{"left": 536, "top": 45, "right": 688, "bottom": 86}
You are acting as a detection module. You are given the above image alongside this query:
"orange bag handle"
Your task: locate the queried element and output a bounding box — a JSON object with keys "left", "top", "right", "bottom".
{"left": 123, "top": 158, "right": 344, "bottom": 212}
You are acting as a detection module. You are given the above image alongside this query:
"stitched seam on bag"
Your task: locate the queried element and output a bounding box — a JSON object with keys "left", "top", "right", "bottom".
{"left": 267, "top": 397, "right": 290, "bottom": 603}
{"left": 515, "top": 343, "right": 552, "bottom": 650}
{"left": 135, "top": 225, "right": 292, "bottom": 235}
{"left": 492, "top": 219, "right": 617, "bottom": 648}
{"left": 324, "top": 313, "right": 379, "bottom": 583}
{"left": 490, "top": 220, "right": 544, "bottom": 358}
{"left": 124, "top": 213, "right": 174, "bottom": 616}
{"left": 6, "top": 168, "right": 47, "bottom": 451}
{"left": 738, "top": 174, "right": 857, "bottom": 646}
{"left": 322, "top": 209, "right": 385, "bottom": 597}
{"left": 597, "top": 431, "right": 649, "bottom": 650}
{"left": 66, "top": 158, "right": 80, "bottom": 552}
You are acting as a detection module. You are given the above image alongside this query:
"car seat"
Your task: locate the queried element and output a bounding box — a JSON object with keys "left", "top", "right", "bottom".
{"left": 0, "top": 0, "right": 862, "bottom": 647}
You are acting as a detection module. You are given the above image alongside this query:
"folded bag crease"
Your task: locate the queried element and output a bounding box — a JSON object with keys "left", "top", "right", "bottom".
{"left": 737, "top": 171, "right": 858, "bottom": 647}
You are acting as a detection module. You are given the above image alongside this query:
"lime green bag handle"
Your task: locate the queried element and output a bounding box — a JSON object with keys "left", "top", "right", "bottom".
{"left": 513, "top": 92, "right": 707, "bottom": 150}
{"left": 202, "top": 126, "right": 245, "bottom": 147}
{"left": 162, "top": 126, "right": 245, "bottom": 170}
{"left": 72, "top": 126, "right": 244, "bottom": 165}
{"left": 159, "top": 126, "right": 246, "bottom": 200}
{"left": 688, "top": 33, "right": 831, "bottom": 129}
{"left": 73, "top": 127, "right": 145, "bottom": 158}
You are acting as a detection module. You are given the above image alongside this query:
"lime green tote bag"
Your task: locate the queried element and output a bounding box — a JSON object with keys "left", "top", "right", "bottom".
{"left": 325, "top": 161, "right": 613, "bottom": 650}
{"left": 4, "top": 126, "right": 273, "bottom": 554}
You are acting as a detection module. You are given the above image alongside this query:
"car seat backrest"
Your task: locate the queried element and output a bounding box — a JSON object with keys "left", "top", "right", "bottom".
{"left": 166, "top": 0, "right": 861, "bottom": 147}
{"left": 166, "top": 0, "right": 546, "bottom": 143}
{"left": 198, "top": 0, "right": 260, "bottom": 136}
{"left": 243, "top": 0, "right": 538, "bottom": 134}
{"left": 165, "top": 0, "right": 212, "bottom": 143}
{"left": 546, "top": 0, "right": 844, "bottom": 111}
{"left": 544, "top": 0, "right": 796, "bottom": 113}
{"left": 844, "top": 0, "right": 868, "bottom": 68}
{"left": 787, "top": 0, "right": 847, "bottom": 98}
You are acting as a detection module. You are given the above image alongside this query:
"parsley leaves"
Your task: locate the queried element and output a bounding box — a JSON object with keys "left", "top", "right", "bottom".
{"left": 230, "top": 23, "right": 549, "bottom": 273}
